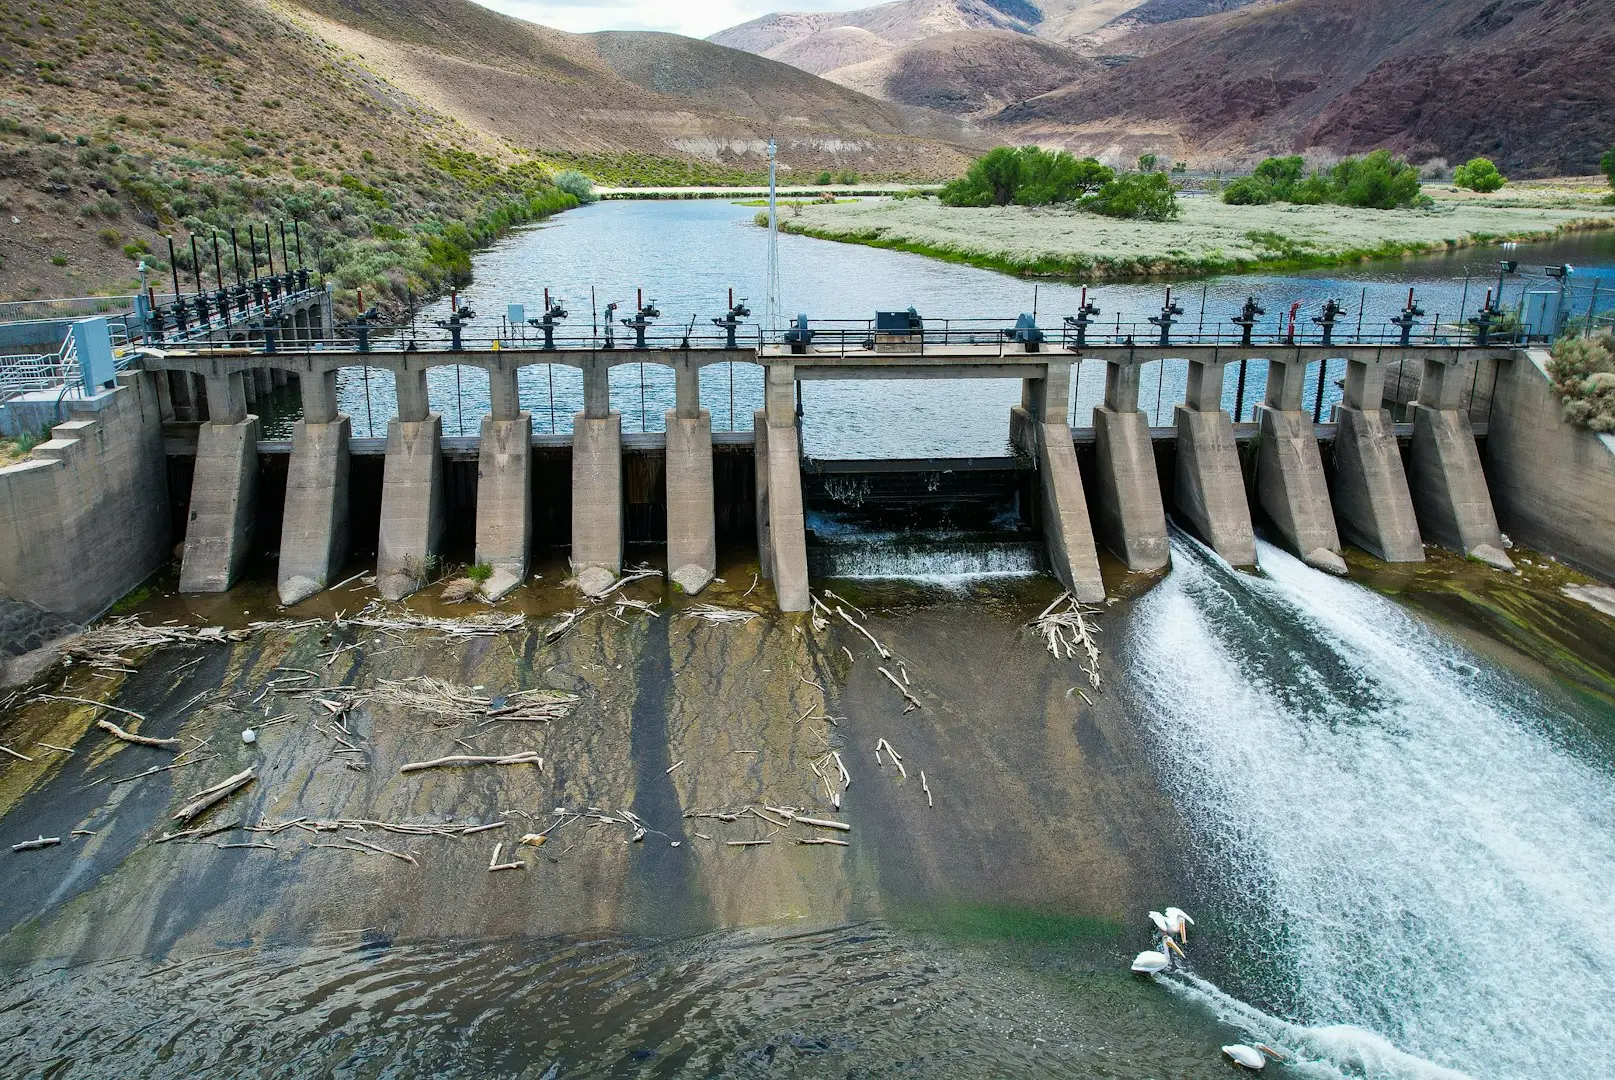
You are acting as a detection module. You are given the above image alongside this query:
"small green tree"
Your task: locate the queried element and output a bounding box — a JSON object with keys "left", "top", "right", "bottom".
{"left": 1137, "top": 153, "right": 1158, "bottom": 172}
{"left": 815, "top": 170, "right": 833, "bottom": 185}
{"left": 553, "top": 169, "right": 597, "bottom": 204}
{"left": 1083, "top": 172, "right": 1179, "bottom": 221}
{"left": 1453, "top": 156, "right": 1506, "bottom": 192}
{"left": 836, "top": 169, "right": 859, "bottom": 185}
{"left": 1601, "top": 147, "right": 1615, "bottom": 200}
{"left": 940, "top": 146, "right": 1113, "bottom": 207}
{"left": 1329, "top": 150, "right": 1426, "bottom": 209}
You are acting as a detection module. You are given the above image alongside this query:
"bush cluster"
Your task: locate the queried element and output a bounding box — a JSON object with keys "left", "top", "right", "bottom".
{"left": 1453, "top": 157, "right": 1506, "bottom": 193}
{"left": 940, "top": 146, "right": 1178, "bottom": 221}
{"left": 1547, "top": 333, "right": 1615, "bottom": 433}
{"left": 553, "top": 170, "right": 598, "bottom": 205}
{"left": 1602, "top": 147, "right": 1615, "bottom": 204}
{"left": 1222, "top": 150, "right": 1430, "bottom": 210}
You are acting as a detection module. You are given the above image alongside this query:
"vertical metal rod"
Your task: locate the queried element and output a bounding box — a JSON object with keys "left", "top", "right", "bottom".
{"left": 1234, "top": 359, "right": 1248, "bottom": 422}
{"left": 362, "top": 366, "right": 373, "bottom": 436}
{"left": 1154, "top": 361, "right": 1164, "bottom": 425}
{"left": 1313, "top": 358, "right": 1327, "bottom": 423}
{"left": 230, "top": 228, "right": 244, "bottom": 285}
{"left": 640, "top": 362, "right": 647, "bottom": 432}
{"left": 1355, "top": 287, "right": 1366, "bottom": 341}
{"left": 1457, "top": 271, "right": 1470, "bottom": 333}
{"left": 265, "top": 225, "right": 276, "bottom": 277}
{"left": 249, "top": 229, "right": 260, "bottom": 280}
{"left": 293, "top": 221, "right": 304, "bottom": 268}
{"left": 166, "top": 236, "right": 181, "bottom": 300}
{"left": 455, "top": 365, "right": 464, "bottom": 437}
{"left": 547, "top": 364, "right": 555, "bottom": 434}
{"left": 279, "top": 221, "right": 290, "bottom": 272}
{"left": 212, "top": 234, "right": 224, "bottom": 290}
{"left": 1430, "top": 314, "right": 1440, "bottom": 344}
{"left": 189, "top": 235, "right": 204, "bottom": 294}
{"left": 1197, "top": 282, "right": 1208, "bottom": 339}
{"left": 729, "top": 360, "right": 735, "bottom": 432}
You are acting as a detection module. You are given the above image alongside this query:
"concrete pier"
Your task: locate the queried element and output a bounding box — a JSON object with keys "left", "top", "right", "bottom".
{"left": 1011, "top": 362, "right": 1104, "bottom": 601}
{"left": 277, "top": 370, "right": 350, "bottom": 605}
{"left": 569, "top": 359, "right": 624, "bottom": 592}
{"left": 758, "top": 365, "right": 809, "bottom": 611}
{"left": 179, "top": 373, "right": 259, "bottom": 592}
{"left": 1408, "top": 354, "right": 1513, "bottom": 570}
{"left": 1091, "top": 356, "right": 1169, "bottom": 571}
{"left": 474, "top": 366, "right": 530, "bottom": 600}
{"left": 376, "top": 369, "right": 444, "bottom": 600}
{"left": 1172, "top": 355, "right": 1256, "bottom": 566}
{"left": 664, "top": 359, "right": 716, "bottom": 595}
{"left": 1255, "top": 355, "right": 1344, "bottom": 574}
{"left": 1330, "top": 354, "right": 1424, "bottom": 563}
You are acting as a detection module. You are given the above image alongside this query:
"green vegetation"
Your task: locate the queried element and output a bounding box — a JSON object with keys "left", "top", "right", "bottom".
{"left": 466, "top": 561, "right": 494, "bottom": 584}
{"left": 535, "top": 151, "right": 768, "bottom": 187}
{"left": 939, "top": 146, "right": 1113, "bottom": 207}
{"left": 1603, "top": 147, "right": 1615, "bottom": 204}
{"left": 1547, "top": 333, "right": 1615, "bottom": 433}
{"left": 1222, "top": 150, "right": 1429, "bottom": 210}
{"left": 1454, "top": 157, "right": 1507, "bottom": 193}
{"left": 1136, "top": 153, "right": 1158, "bottom": 173}
{"left": 553, "top": 170, "right": 597, "bottom": 205}
{"left": 939, "top": 146, "right": 1177, "bottom": 221}
{"left": 1085, "top": 172, "right": 1179, "bottom": 222}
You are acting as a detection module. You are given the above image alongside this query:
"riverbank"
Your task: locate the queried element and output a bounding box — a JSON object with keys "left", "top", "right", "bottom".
{"left": 763, "top": 190, "right": 1615, "bottom": 281}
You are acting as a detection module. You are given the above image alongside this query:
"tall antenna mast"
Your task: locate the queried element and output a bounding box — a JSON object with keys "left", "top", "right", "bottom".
{"left": 765, "top": 137, "right": 781, "bottom": 341}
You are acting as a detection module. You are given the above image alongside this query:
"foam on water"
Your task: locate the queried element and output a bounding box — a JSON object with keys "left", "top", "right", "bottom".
{"left": 1127, "top": 535, "right": 1615, "bottom": 1079}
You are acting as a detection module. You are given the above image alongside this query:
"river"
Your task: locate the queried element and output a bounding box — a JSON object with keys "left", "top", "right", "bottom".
{"left": 293, "top": 198, "right": 1615, "bottom": 456}
{"left": 4, "top": 200, "right": 1614, "bottom": 1078}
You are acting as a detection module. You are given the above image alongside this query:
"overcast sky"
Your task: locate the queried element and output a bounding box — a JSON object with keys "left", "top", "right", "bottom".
{"left": 472, "top": 0, "right": 871, "bottom": 38}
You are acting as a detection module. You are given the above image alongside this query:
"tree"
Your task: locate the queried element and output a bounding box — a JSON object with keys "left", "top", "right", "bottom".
{"left": 1137, "top": 153, "right": 1158, "bottom": 173}
{"left": 1453, "top": 156, "right": 1506, "bottom": 192}
{"left": 1083, "top": 172, "right": 1179, "bottom": 221}
{"left": 939, "top": 146, "right": 1113, "bottom": 207}
{"left": 552, "top": 169, "right": 597, "bottom": 205}
{"left": 1602, "top": 147, "right": 1615, "bottom": 189}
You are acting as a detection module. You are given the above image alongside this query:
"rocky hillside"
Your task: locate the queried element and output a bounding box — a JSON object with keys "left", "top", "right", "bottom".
{"left": 830, "top": 30, "right": 1096, "bottom": 116}
{"left": 0, "top": 0, "right": 970, "bottom": 303}
{"left": 996, "top": 0, "right": 1615, "bottom": 176}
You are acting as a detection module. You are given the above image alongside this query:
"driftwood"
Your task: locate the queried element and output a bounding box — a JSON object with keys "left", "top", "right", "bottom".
{"left": 0, "top": 744, "right": 33, "bottom": 762}
{"left": 488, "top": 842, "right": 524, "bottom": 871}
{"left": 877, "top": 738, "right": 907, "bottom": 780}
{"left": 173, "top": 769, "right": 255, "bottom": 825}
{"left": 399, "top": 752, "right": 542, "bottom": 773}
{"left": 679, "top": 604, "right": 758, "bottom": 624}
{"left": 795, "top": 837, "right": 849, "bottom": 847}
{"left": 877, "top": 667, "right": 922, "bottom": 712}
{"left": 371, "top": 677, "right": 578, "bottom": 726}
{"left": 921, "top": 770, "right": 933, "bottom": 807}
{"left": 349, "top": 607, "right": 524, "bottom": 641}
{"left": 726, "top": 839, "right": 771, "bottom": 847}
{"left": 155, "top": 819, "right": 240, "bottom": 844}
{"left": 1032, "top": 593, "right": 1103, "bottom": 691}
{"left": 796, "top": 816, "right": 852, "bottom": 833}
{"left": 95, "top": 718, "right": 181, "bottom": 749}
{"left": 11, "top": 836, "right": 61, "bottom": 852}
{"left": 836, "top": 608, "right": 890, "bottom": 659}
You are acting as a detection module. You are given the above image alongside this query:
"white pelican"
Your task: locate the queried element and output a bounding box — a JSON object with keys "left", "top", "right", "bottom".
{"left": 1149, "top": 910, "right": 1173, "bottom": 935}
{"left": 1221, "top": 1044, "right": 1287, "bottom": 1071}
{"left": 1164, "top": 906, "right": 1194, "bottom": 942}
{"left": 1131, "top": 949, "right": 1170, "bottom": 975}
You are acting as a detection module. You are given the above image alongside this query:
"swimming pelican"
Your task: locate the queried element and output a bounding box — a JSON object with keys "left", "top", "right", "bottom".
{"left": 1221, "top": 1044, "right": 1266, "bottom": 1070}
{"left": 1164, "top": 906, "right": 1194, "bottom": 942}
{"left": 1148, "top": 911, "right": 1173, "bottom": 935}
{"left": 1221, "top": 1043, "right": 1287, "bottom": 1071}
{"left": 1131, "top": 949, "right": 1170, "bottom": 975}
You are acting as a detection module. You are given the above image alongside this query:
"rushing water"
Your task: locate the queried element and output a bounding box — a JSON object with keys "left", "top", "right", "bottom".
{"left": 312, "top": 199, "right": 1615, "bottom": 455}
{"left": 1125, "top": 536, "right": 1615, "bottom": 1079}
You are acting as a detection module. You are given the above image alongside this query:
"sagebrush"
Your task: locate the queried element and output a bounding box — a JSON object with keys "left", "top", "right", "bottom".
{"left": 1547, "top": 333, "right": 1615, "bottom": 433}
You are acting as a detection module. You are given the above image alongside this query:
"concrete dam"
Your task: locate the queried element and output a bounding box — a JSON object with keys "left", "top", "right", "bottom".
{"left": 2, "top": 293, "right": 1614, "bottom": 645}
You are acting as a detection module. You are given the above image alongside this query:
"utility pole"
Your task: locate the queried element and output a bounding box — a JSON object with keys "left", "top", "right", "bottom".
{"left": 766, "top": 138, "right": 781, "bottom": 342}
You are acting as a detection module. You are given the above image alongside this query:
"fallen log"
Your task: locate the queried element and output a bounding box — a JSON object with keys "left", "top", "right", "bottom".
{"left": 794, "top": 837, "right": 849, "bottom": 847}
{"left": 173, "top": 769, "right": 255, "bottom": 825}
{"left": 836, "top": 608, "right": 890, "bottom": 659}
{"left": 11, "top": 836, "right": 61, "bottom": 852}
{"left": 726, "top": 839, "right": 771, "bottom": 847}
{"left": 795, "top": 816, "right": 852, "bottom": 833}
{"left": 399, "top": 752, "right": 543, "bottom": 773}
{"left": 877, "top": 667, "right": 922, "bottom": 712}
{"left": 96, "top": 718, "right": 180, "bottom": 749}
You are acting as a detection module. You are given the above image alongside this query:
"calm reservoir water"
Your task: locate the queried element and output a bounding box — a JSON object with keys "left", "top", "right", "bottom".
{"left": 306, "top": 199, "right": 1615, "bottom": 456}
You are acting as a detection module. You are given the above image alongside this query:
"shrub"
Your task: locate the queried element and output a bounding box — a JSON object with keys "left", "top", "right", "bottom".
{"left": 815, "top": 170, "right": 832, "bottom": 185}
{"left": 466, "top": 561, "right": 493, "bottom": 584}
{"left": 1221, "top": 177, "right": 1275, "bottom": 205}
{"left": 941, "top": 146, "right": 1112, "bottom": 207}
{"left": 1547, "top": 333, "right": 1615, "bottom": 432}
{"left": 836, "top": 169, "right": 859, "bottom": 185}
{"left": 1083, "top": 172, "right": 1179, "bottom": 221}
{"left": 1137, "top": 153, "right": 1158, "bottom": 172}
{"left": 553, "top": 169, "right": 597, "bottom": 204}
{"left": 1602, "top": 147, "right": 1615, "bottom": 191}
{"left": 1453, "top": 156, "right": 1506, "bottom": 192}
{"left": 1222, "top": 150, "right": 1425, "bottom": 209}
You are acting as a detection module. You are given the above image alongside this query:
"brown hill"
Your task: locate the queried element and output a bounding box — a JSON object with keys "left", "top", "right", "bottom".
{"left": 995, "top": 0, "right": 1615, "bottom": 175}
{"left": 828, "top": 30, "right": 1098, "bottom": 117}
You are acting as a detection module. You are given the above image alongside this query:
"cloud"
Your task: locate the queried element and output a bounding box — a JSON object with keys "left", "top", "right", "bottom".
{"left": 470, "top": 0, "right": 872, "bottom": 39}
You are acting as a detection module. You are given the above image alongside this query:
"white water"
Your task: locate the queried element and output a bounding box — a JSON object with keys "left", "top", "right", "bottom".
{"left": 1127, "top": 537, "right": 1615, "bottom": 1079}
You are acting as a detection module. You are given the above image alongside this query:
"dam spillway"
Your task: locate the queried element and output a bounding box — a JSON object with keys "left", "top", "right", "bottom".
{"left": 5, "top": 314, "right": 1615, "bottom": 628}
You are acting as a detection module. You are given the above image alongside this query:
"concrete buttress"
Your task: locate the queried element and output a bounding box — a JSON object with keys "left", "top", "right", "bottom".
{"left": 571, "top": 412, "right": 624, "bottom": 580}
{"left": 376, "top": 415, "right": 445, "bottom": 600}
{"left": 1011, "top": 361, "right": 1104, "bottom": 601}
{"left": 665, "top": 408, "right": 716, "bottom": 595}
{"left": 276, "top": 416, "right": 351, "bottom": 604}
{"left": 179, "top": 417, "right": 260, "bottom": 592}
{"left": 475, "top": 414, "right": 532, "bottom": 600}
{"left": 1254, "top": 356, "right": 1343, "bottom": 574}
{"left": 1091, "top": 358, "right": 1169, "bottom": 570}
{"left": 1330, "top": 356, "right": 1423, "bottom": 563}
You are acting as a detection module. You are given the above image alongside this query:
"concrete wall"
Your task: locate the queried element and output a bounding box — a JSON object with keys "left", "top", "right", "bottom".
{"left": 0, "top": 373, "right": 169, "bottom": 623}
{"left": 1484, "top": 348, "right": 1615, "bottom": 580}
